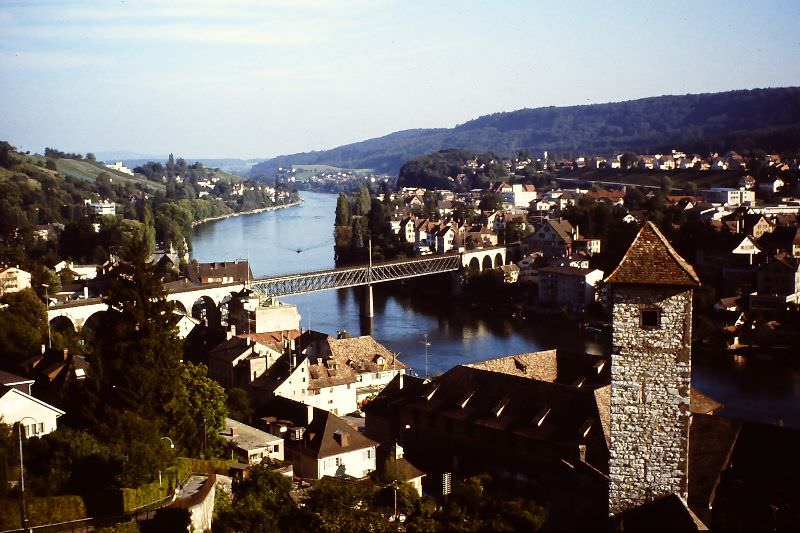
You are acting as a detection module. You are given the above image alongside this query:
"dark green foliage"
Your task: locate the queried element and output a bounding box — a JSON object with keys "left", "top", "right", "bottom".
{"left": 251, "top": 87, "right": 800, "bottom": 176}
{"left": 170, "top": 363, "right": 228, "bottom": 457}
{"left": 226, "top": 388, "right": 253, "bottom": 424}
{"left": 88, "top": 237, "right": 183, "bottom": 422}
{"left": 335, "top": 193, "right": 352, "bottom": 227}
{"left": 214, "top": 464, "right": 305, "bottom": 533}
{"left": 0, "top": 288, "right": 47, "bottom": 370}
{"left": 397, "top": 149, "right": 509, "bottom": 191}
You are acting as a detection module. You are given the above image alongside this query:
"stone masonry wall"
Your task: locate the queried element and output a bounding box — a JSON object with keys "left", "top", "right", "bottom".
{"left": 609, "top": 286, "right": 692, "bottom": 515}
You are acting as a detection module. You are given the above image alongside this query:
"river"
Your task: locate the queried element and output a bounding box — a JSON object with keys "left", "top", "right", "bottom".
{"left": 192, "top": 191, "right": 800, "bottom": 429}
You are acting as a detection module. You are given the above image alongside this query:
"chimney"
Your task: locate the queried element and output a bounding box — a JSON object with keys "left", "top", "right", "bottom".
{"left": 398, "top": 373, "right": 404, "bottom": 390}
{"left": 63, "top": 348, "right": 69, "bottom": 361}
{"left": 306, "top": 405, "right": 314, "bottom": 426}
{"left": 83, "top": 286, "right": 88, "bottom": 299}
{"left": 41, "top": 344, "right": 46, "bottom": 355}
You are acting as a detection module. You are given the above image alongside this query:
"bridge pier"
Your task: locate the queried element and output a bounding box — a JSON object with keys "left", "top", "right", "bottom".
{"left": 362, "top": 284, "right": 374, "bottom": 318}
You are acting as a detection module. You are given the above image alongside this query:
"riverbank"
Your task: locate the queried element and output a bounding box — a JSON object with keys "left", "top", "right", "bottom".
{"left": 191, "top": 199, "right": 303, "bottom": 227}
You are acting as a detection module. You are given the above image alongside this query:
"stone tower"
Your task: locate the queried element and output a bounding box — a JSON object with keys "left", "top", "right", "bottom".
{"left": 605, "top": 222, "right": 700, "bottom": 515}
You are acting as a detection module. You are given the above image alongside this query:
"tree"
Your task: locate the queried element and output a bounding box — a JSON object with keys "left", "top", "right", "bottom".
{"left": 335, "top": 193, "right": 352, "bottom": 227}
{"left": 355, "top": 186, "right": 371, "bottom": 217}
{"left": 215, "top": 464, "right": 306, "bottom": 533}
{"left": 170, "top": 363, "right": 227, "bottom": 457}
{"left": 479, "top": 192, "right": 502, "bottom": 211}
{"left": 0, "top": 288, "right": 47, "bottom": 369}
{"left": 86, "top": 236, "right": 184, "bottom": 430}
{"left": 226, "top": 387, "right": 253, "bottom": 424}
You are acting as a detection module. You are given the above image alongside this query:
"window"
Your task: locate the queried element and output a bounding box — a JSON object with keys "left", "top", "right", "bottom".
{"left": 640, "top": 308, "right": 661, "bottom": 329}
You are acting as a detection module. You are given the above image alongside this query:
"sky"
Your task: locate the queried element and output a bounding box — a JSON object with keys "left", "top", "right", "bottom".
{"left": 1, "top": 0, "right": 799, "bottom": 159}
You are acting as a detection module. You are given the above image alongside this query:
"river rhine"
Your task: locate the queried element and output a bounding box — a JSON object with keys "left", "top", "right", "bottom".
{"left": 193, "top": 191, "right": 800, "bottom": 428}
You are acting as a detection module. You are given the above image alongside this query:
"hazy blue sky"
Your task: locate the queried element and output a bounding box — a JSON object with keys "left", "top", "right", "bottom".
{"left": 1, "top": 0, "right": 799, "bottom": 159}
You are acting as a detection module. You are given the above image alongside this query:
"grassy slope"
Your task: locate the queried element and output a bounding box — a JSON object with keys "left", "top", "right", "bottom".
{"left": 53, "top": 158, "right": 166, "bottom": 192}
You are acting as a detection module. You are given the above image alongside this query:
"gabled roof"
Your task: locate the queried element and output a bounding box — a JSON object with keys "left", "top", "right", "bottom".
{"left": 605, "top": 222, "right": 700, "bottom": 287}
{"left": 0, "top": 369, "right": 34, "bottom": 387}
{"left": 258, "top": 395, "right": 377, "bottom": 459}
{"left": 0, "top": 385, "right": 65, "bottom": 416}
{"left": 325, "top": 335, "right": 407, "bottom": 372}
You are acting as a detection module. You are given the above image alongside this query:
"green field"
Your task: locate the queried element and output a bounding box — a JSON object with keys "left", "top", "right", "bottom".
{"left": 53, "top": 158, "right": 166, "bottom": 191}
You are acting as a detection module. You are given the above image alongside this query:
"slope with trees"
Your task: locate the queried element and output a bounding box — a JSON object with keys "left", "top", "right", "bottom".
{"left": 251, "top": 87, "right": 800, "bottom": 176}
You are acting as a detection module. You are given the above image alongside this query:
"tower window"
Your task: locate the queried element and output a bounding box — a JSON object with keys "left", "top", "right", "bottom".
{"left": 640, "top": 308, "right": 661, "bottom": 329}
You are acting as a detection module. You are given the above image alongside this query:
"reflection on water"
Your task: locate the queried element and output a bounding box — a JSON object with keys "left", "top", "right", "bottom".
{"left": 193, "top": 191, "right": 800, "bottom": 429}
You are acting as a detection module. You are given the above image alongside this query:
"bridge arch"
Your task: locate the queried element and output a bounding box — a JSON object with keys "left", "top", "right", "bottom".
{"left": 172, "top": 300, "right": 188, "bottom": 314}
{"left": 192, "top": 295, "right": 220, "bottom": 327}
{"left": 494, "top": 253, "right": 503, "bottom": 267}
{"left": 469, "top": 257, "right": 481, "bottom": 272}
{"left": 50, "top": 315, "right": 75, "bottom": 334}
{"left": 84, "top": 310, "right": 111, "bottom": 334}
{"left": 482, "top": 256, "right": 492, "bottom": 270}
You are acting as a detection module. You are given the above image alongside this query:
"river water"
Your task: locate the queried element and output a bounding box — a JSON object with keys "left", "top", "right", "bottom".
{"left": 192, "top": 191, "right": 800, "bottom": 428}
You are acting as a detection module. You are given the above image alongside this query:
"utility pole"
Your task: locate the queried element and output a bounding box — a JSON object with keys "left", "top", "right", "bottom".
{"left": 41, "top": 284, "right": 51, "bottom": 349}
{"left": 421, "top": 334, "right": 431, "bottom": 379}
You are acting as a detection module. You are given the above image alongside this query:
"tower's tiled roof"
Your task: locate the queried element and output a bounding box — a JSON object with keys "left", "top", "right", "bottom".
{"left": 605, "top": 222, "right": 700, "bottom": 287}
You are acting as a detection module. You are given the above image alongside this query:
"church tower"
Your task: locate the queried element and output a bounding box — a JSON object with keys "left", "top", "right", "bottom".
{"left": 605, "top": 222, "right": 700, "bottom": 515}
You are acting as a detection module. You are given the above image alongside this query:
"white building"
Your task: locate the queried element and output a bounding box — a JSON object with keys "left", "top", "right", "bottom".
{"left": 104, "top": 161, "right": 134, "bottom": 175}
{"left": 0, "top": 265, "right": 32, "bottom": 295}
{"left": 0, "top": 386, "right": 64, "bottom": 437}
{"left": 703, "top": 188, "right": 756, "bottom": 207}
{"left": 537, "top": 266, "right": 604, "bottom": 312}
{"left": 84, "top": 199, "right": 116, "bottom": 216}
{"left": 221, "top": 417, "right": 284, "bottom": 464}
{"left": 512, "top": 184, "right": 537, "bottom": 208}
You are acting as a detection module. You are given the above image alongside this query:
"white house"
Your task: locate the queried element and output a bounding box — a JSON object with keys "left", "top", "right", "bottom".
{"left": 703, "top": 188, "right": 756, "bottom": 207}
{"left": 0, "top": 386, "right": 64, "bottom": 437}
{"left": 221, "top": 417, "right": 284, "bottom": 464}
{"left": 85, "top": 199, "right": 116, "bottom": 216}
{"left": 104, "top": 161, "right": 134, "bottom": 175}
{"left": 322, "top": 336, "right": 407, "bottom": 407}
{"left": 54, "top": 261, "right": 99, "bottom": 281}
{"left": 0, "top": 265, "right": 32, "bottom": 295}
{"left": 512, "top": 184, "right": 537, "bottom": 208}
{"left": 262, "top": 397, "right": 377, "bottom": 480}
{"left": 537, "top": 266, "right": 604, "bottom": 312}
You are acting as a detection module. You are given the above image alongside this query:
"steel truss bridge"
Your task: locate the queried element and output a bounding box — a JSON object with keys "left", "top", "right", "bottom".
{"left": 250, "top": 253, "right": 462, "bottom": 298}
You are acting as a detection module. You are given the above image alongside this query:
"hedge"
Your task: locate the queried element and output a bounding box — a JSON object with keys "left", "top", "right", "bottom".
{"left": 0, "top": 494, "right": 86, "bottom": 529}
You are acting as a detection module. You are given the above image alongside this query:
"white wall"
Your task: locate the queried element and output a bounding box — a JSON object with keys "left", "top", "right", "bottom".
{"left": 316, "top": 447, "right": 377, "bottom": 479}
{"left": 0, "top": 390, "right": 63, "bottom": 436}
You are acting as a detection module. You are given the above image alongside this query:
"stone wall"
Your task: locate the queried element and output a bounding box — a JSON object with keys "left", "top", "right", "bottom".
{"left": 609, "top": 286, "right": 692, "bottom": 515}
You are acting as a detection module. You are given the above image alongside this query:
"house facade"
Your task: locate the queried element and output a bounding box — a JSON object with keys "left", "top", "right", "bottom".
{"left": 0, "top": 386, "right": 65, "bottom": 437}
{"left": 538, "top": 266, "right": 604, "bottom": 312}
{"left": 0, "top": 265, "right": 31, "bottom": 295}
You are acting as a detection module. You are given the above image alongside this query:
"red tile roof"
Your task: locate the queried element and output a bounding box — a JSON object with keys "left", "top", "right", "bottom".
{"left": 605, "top": 222, "right": 700, "bottom": 287}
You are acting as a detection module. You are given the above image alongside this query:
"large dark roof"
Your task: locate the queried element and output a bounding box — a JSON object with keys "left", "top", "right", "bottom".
{"left": 605, "top": 221, "right": 700, "bottom": 286}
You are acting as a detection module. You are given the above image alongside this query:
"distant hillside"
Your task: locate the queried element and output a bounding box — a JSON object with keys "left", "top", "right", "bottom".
{"left": 119, "top": 157, "right": 262, "bottom": 176}
{"left": 8, "top": 152, "right": 166, "bottom": 192}
{"left": 251, "top": 87, "right": 800, "bottom": 177}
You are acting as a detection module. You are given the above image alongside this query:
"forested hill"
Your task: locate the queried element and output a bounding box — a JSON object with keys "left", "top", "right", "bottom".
{"left": 251, "top": 87, "right": 800, "bottom": 177}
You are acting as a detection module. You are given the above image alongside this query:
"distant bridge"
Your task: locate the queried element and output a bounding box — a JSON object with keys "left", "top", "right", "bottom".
{"left": 48, "top": 247, "right": 506, "bottom": 328}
